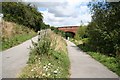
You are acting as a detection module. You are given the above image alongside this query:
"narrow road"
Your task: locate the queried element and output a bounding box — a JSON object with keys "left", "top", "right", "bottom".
{"left": 1, "top": 36, "right": 38, "bottom": 78}
{"left": 66, "top": 40, "right": 119, "bottom": 78}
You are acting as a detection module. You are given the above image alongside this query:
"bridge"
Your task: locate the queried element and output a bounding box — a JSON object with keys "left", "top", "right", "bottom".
{"left": 57, "top": 26, "right": 79, "bottom": 34}
{"left": 57, "top": 26, "right": 79, "bottom": 37}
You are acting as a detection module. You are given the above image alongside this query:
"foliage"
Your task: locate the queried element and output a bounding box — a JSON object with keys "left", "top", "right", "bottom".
{"left": 88, "top": 52, "right": 120, "bottom": 76}
{"left": 65, "top": 32, "right": 74, "bottom": 38}
{"left": 2, "top": 2, "right": 48, "bottom": 31}
{"left": 75, "top": 25, "right": 88, "bottom": 40}
{"left": 19, "top": 31, "right": 70, "bottom": 78}
{"left": 70, "top": 38, "right": 83, "bottom": 45}
{"left": 2, "top": 33, "right": 36, "bottom": 51}
{"left": 70, "top": 38, "right": 93, "bottom": 52}
{"left": 51, "top": 27, "right": 65, "bottom": 38}
{"left": 87, "top": 2, "right": 120, "bottom": 56}
{"left": 70, "top": 1, "right": 120, "bottom": 76}
{"left": 30, "top": 37, "right": 51, "bottom": 56}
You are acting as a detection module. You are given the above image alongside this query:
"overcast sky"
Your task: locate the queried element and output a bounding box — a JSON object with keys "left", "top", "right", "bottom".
{"left": 23, "top": 0, "right": 92, "bottom": 27}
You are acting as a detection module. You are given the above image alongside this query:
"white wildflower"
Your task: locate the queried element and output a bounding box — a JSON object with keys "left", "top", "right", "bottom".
{"left": 46, "top": 68, "right": 49, "bottom": 71}
{"left": 34, "top": 67, "right": 36, "bottom": 70}
{"left": 43, "top": 66, "right": 46, "bottom": 69}
{"left": 47, "top": 73, "right": 50, "bottom": 76}
{"left": 42, "top": 73, "right": 45, "bottom": 76}
{"left": 56, "top": 69, "right": 59, "bottom": 71}
{"left": 36, "top": 75, "right": 38, "bottom": 77}
{"left": 31, "top": 69, "right": 34, "bottom": 71}
{"left": 32, "top": 76, "right": 34, "bottom": 78}
{"left": 48, "top": 63, "right": 51, "bottom": 66}
{"left": 54, "top": 70, "right": 58, "bottom": 74}
{"left": 48, "top": 65, "right": 51, "bottom": 68}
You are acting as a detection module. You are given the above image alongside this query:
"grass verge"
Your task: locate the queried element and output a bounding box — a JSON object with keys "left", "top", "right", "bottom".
{"left": 19, "top": 30, "right": 70, "bottom": 78}
{"left": 88, "top": 52, "right": 120, "bottom": 76}
{"left": 1, "top": 21, "right": 36, "bottom": 51}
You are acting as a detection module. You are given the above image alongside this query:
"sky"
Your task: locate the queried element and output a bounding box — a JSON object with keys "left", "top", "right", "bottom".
{"left": 22, "top": 0, "right": 92, "bottom": 27}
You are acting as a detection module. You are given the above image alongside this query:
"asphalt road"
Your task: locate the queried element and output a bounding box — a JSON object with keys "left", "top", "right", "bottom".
{"left": 1, "top": 36, "right": 38, "bottom": 78}
{"left": 66, "top": 40, "right": 119, "bottom": 78}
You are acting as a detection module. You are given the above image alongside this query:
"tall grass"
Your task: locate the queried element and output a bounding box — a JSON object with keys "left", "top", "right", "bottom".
{"left": 1, "top": 21, "right": 36, "bottom": 51}
{"left": 19, "top": 30, "right": 70, "bottom": 78}
{"left": 88, "top": 52, "right": 120, "bottom": 76}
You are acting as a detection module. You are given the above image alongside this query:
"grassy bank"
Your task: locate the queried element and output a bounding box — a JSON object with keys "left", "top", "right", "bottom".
{"left": 88, "top": 52, "right": 120, "bottom": 76}
{"left": 19, "top": 30, "right": 70, "bottom": 78}
{"left": 1, "top": 21, "right": 36, "bottom": 51}
{"left": 70, "top": 38, "right": 120, "bottom": 76}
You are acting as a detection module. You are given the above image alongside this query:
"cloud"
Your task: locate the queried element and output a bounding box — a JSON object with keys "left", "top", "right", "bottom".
{"left": 31, "top": 2, "right": 62, "bottom": 8}
{"left": 22, "top": 0, "right": 92, "bottom": 27}
{"left": 21, "top": 0, "right": 91, "bottom": 2}
{"left": 48, "top": 5, "right": 77, "bottom": 17}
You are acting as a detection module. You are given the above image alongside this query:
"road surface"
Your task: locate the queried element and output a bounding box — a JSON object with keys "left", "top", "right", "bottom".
{"left": 1, "top": 36, "right": 38, "bottom": 78}
{"left": 66, "top": 40, "right": 119, "bottom": 79}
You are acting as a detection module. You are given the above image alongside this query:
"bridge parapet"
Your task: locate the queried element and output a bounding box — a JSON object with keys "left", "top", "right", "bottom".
{"left": 57, "top": 26, "right": 79, "bottom": 34}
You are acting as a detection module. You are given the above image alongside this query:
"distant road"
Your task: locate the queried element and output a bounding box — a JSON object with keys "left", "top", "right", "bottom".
{"left": 1, "top": 36, "right": 38, "bottom": 78}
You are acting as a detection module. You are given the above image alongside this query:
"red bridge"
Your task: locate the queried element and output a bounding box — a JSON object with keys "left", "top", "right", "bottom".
{"left": 57, "top": 26, "right": 79, "bottom": 36}
{"left": 57, "top": 26, "right": 79, "bottom": 34}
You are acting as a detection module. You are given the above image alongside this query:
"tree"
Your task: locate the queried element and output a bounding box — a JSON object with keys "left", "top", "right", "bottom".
{"left": 75, "top": 25, "right": 87, "bottom": 40}
{"left": 2, "top": 2, "right": 45, "bottom": 31}
{"left": 87, "top": 2, "right": 120, "bottom": 56}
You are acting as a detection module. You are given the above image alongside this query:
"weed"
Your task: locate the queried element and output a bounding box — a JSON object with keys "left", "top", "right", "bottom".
{"left": 19, "top": 31, "right": 70, "bottom": 78}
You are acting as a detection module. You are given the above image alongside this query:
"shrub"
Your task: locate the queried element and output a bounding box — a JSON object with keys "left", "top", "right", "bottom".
{"left": 75, "top": 25, "right": 88, "bottom": 40}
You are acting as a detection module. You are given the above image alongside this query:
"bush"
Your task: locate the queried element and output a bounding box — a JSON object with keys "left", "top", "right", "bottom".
{"left": 75, "top": 25, "right": 87, "bottom": 40}
{"left": 81, "top": 38, "right": 89, "bottom": 44}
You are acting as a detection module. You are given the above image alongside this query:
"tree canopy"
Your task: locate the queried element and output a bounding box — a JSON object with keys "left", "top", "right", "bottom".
{"left": 75, "top": 25, "right": 87, "bottom": 40}
{"left": 2, "top": 2, "right": 48, "bottom": 31}
{"left": 87, "top": 2, "right": 120, "bottom": 56}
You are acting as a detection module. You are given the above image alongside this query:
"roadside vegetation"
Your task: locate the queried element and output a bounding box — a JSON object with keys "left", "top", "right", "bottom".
{"left": 19, "top": 30, "right": 70, "bottom": 78}
{"left": 88, "top": 52, "right": 120, "bottom": 76}
{"left": 2, "top": 2, "right": 50, "bottom": 31}
{"left": 50, "top": 26, "right": 65, "bottom": 38}
{"left": 1, "top": 2, "right": 50, "bottom": 51}
{"left": 70, "top": 2, "right": 120, "bottom": 76}
{"left": 1, "top": 21, "right": 36, "bottom": 51}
